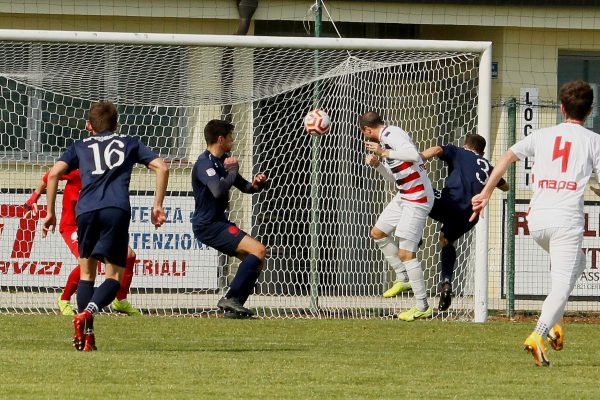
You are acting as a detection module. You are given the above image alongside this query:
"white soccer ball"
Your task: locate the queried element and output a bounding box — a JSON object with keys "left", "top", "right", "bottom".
{"left": 304, "top": 109, "right": 331, "bottom": 136}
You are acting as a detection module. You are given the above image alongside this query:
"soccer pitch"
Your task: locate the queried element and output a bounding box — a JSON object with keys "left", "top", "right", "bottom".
{"left": 0, "top": 315, "right": 598, "bottom": 399}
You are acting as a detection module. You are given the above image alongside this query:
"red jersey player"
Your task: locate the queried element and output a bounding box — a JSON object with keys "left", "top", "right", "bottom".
{"left": 24, "top": 169, "right": 140, "bottom": 316}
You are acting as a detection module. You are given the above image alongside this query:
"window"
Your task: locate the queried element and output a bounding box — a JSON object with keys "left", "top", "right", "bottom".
{"left": 557, "top": 52, "right": 600, "bottom": 131}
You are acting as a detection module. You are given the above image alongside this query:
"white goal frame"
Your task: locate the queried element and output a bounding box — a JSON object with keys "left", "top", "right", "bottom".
{"left": 0, "top": 29, "right": 492, "bottom": 322}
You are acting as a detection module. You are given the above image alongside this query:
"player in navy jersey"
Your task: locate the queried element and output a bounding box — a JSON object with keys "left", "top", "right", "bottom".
{"left": 421, "top": 133, "right": 508, "bottom": 311}
{"left": 191, "top": 119, "right": 268, "bottom": 319}
{"left": 42, "top": 101, "right": 169, "bottom": 351}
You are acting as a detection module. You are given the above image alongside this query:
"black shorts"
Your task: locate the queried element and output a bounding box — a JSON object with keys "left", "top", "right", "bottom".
{"left": 77, "top": 207, "right": 130, "bottom": 267}
{"left": 193, "top": 220, "right": 247, "bottom": 256}
{"left": 429, "top": 195, "right": 478, "bottom": 243}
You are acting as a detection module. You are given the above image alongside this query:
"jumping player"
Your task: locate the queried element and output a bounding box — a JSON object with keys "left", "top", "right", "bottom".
{"left": 361, "top": 111, "right": 434, "bottom": 321}
{"left": 42, "top": 101, "right": 169, "bottom": 351}
{"left": 472, "top": 80, "right": 600, "bottom": 366}
{"left": 420, "top": 134, "right": 508, "bottom": 311}
{"left": 25, "top": 168, "right": 140, "bottom": 316}
{"left": 191, "top": 119, "right": 268, "bottom": 319}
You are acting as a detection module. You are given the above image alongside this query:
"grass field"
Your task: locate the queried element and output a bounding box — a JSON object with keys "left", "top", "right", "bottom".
{"left": 1, "top": 315, "right": 598, "bottom": 399}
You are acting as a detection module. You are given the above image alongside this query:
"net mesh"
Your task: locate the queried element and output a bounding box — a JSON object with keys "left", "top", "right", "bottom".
{"left": 0, "top": 37, "right": 482, "bottom": 319}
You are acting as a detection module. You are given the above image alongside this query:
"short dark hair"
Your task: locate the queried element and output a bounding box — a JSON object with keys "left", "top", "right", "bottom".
{"left": 204, "top": 119, "right": 234, "bottom": 145}
{"left": 559, "top": 80, "right": 593, "bottom": 121}
{"left": 464, "top": 133, "right": 486, "bottom": 155}
{"left": 358, "top": 111, "right": 384, "bottom": 129}
{"left": 88, "top": 101, "right": 118, "bottom": 133}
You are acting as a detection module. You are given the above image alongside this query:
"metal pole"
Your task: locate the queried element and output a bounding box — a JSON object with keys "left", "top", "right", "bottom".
{"left": 506, "top": 97, "right": 517, "bottom": 318}
{"left": 474, "top": 44, "right": 492, "bottom": 323}
{"left": 309, "top": 0, "right": 323, "bottom": 314}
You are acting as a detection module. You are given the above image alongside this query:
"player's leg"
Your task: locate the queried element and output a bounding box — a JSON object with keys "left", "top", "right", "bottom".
{"left": 72, "top": 255, "right": 99, "bottom": 351}
{"left": 112, "top": 246, "right": 141, "bottom": 316}
{"left": 233, "top": 235, "right": 266, "bottom": 306}
{"left": 73, "top": 208, "right": 128, "bottom": 351}
{"left": 395, "top": 204, "right": 432, "bottom": 321}
{"left": 535, "top": 227, "right": 584, "bottom": 353}
{"left": 194, "top": 222, "right": 256, "bottom": 316}
{"left": 437, "top": 212, "right": 477, "bottom": 311}
{"left": 57, "top": 228, "right": 80, "bottom": 315}
{"left": 521, "top": 228, "right": 552, "bottom": 366}
{"left": 437, "top": 233, "right": 455, "bottom": 312}
{"left": 372, "top": 197, "right": 411, "bottom": 297}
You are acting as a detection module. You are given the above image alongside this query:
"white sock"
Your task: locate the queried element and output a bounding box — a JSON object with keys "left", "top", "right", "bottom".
{"left": 404, "top": 258, "right": 428, "bottom": 311}
{"left": 374, "top": 237, "right": 409, "bottom": 282}
{"left": 538, "top": 279, "right": 572, "bottom": 338}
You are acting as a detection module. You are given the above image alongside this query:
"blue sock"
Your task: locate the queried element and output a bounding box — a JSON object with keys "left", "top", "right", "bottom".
{"left": 238, "top": 270, "right": 261, "bottom": 305}
{"left": 88, "top": 278, "right": 121, "bottom": 312}
{"left": 440, "top": 245, "right": 456, "bottom": 283}
{"left": 227, "top": 254, "right": 262, "bottom": 299}
{"left": 76, "top": 280, "right": 95, "bottom": 313}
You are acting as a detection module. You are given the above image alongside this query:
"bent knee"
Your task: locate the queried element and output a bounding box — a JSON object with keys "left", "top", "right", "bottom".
{"left": 398, "top": 249, "right": 415, "bottom": 261}
{"left": 370, "top": 227, "right": 387, "bottom": 240}
{"left": 251, "top": 244, "right": 267, "bottom": 261}
{"left": 127, "top": 247, "right": 136, "bottom": 259}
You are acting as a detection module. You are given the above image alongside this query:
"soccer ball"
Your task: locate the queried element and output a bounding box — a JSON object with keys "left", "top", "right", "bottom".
{"left": 304, "top": 109, "right": 331, "bottom": 135}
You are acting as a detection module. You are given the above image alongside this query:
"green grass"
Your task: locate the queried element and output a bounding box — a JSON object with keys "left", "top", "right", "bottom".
{"left": 1, "top": 315, "right": 599, "bottom": 399}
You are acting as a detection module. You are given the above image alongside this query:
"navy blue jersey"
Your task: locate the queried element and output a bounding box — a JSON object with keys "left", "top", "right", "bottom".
{"left": 59, "top": 131, "right": 158, "bottom": 216}
{"left": 191, "top": 150, "right": 255, "bottom": 227}
{"left": 438, "top": 144, "right": 506, "bottom": 212}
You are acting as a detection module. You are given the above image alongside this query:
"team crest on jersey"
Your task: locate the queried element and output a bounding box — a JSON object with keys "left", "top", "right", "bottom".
{"left": 206, "top": 168, "right": 216, "bottom": 176}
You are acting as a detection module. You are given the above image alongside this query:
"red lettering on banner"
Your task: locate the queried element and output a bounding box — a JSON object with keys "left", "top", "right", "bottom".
{"left": 584, "top": 214, "right": 597, "bottom": 237}
{"left": 137, "top": 259, "right": 187, "bottom": 276}
{"left": 583, "top": 248, "right": 600, "bottom": 270}
{"left": 0, "top": 204, "right": 47, "bottom": 258}
{"left": 515, "top": 212, "right": 529, "bottom": 236}
{"left": 0, "top": 261, "right": 62, "bottom": 275}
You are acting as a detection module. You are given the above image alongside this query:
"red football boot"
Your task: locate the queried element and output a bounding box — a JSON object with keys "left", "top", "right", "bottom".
{"left": 72, "top": 311, "right": 93, "bottom": 351}
{"left": 83, "top": 332, "right": 97, "bottom": 351}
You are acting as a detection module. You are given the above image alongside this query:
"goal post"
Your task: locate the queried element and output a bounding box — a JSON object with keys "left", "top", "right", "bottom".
{"left": 0, "top": 29, "right": 491, "bottom": 321}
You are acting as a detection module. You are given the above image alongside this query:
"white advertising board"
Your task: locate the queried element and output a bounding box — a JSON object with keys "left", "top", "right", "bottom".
{"left": 504, "top": 201, "right": 600, "bottom": 298}
{"left": 0, "top": 193, "right": 219, "bottom": 289}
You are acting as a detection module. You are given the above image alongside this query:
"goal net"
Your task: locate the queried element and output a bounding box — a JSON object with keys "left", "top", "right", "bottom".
{"left": 0, "top": 31, "right": 491, "bottom": 321}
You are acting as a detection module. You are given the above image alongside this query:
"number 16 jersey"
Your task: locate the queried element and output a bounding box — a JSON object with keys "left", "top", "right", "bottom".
{"left": 59, "top": 130, "right": 158, "bottom": 217}
{"left": 511, "top": 122, "right": 600, "bottom": 230}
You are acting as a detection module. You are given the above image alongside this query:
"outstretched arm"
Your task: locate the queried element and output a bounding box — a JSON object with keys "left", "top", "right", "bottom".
{"left": 471, "top": 149, "right": 518, "bottom": 221}
{"left": 23, "top": 177, "right": 48, "bottom": 218}
{"left": 148, "top": 158, "right": 169, "bottom": 228}
{"left": 234, "top": 172, "right": 268, "bottom": 193}
{"left": 42, "top": 162, "right": 69, "bottom": 237}
{"left": 497, "top": 181, "right": 510, "bottom": 192}
{"left": 420, "top": 146, "right": 444, "bottom": 161}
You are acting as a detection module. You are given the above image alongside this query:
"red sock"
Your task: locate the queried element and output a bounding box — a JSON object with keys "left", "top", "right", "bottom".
{"left": 116, "top": 255, "right": 136, "bottom": 301}
{"left": 61, "top": 265, "right": 81, "bottom": 300}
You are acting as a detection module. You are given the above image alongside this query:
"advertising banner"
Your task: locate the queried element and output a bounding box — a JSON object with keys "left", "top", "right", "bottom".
{"left": 0, "top": 194, "right": 219, "bottom": 289}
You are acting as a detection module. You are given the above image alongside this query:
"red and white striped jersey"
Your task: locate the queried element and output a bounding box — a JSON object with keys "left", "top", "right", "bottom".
{"left": 380, "top": 125, "right": 433, "bottom": 206}
{"left": 511, "top": 122, "right": 600, "bottom": 230}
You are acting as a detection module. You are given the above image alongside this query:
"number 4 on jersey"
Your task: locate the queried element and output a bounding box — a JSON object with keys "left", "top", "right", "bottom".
{"left": 552, "top": 136, "right": 572, "bottom": 173}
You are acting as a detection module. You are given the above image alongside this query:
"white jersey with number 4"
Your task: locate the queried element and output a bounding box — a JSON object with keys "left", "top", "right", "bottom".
{"left": 380, "top": 125, "right": 434, "bottom": 207}
{"left": 511, "top": 122, "right": 600, "bottom": 230}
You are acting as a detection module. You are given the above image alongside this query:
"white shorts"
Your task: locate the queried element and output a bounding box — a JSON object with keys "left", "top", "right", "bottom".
{"left": 375, "top": 194, "right": 431, "bottom": 252}
{"left": 530, "top": 226, "right": 586, "bottom": 287}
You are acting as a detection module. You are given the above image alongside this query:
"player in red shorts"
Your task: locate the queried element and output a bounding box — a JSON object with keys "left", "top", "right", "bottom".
{"left": 24, "top": 168, "right": 140, "bottom": 316}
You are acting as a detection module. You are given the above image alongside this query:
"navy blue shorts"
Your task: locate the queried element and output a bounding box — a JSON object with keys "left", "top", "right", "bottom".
{"left": 193, "top": 220, "right": 247, "bottom": 256}
{"left": 429, "top": 195, "right": 478, "bottom": 243}
{"left": 77, "top": 207, "right": 130, "bottom": 267}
